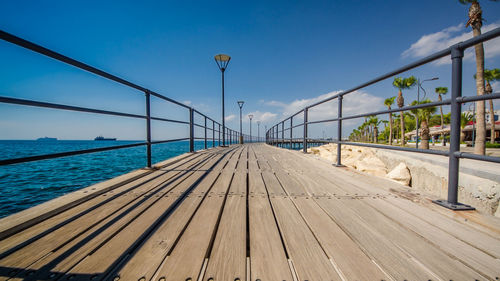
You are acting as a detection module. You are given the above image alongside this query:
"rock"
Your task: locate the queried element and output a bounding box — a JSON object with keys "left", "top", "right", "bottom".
{"left": 355, "top": 156, "right": 387, "bottom": 177}
{"left": 310, "top": 147, "right": 321, "bottom": 155}
{"left": 386, "top": 162, "right": 411, "bottom": 186}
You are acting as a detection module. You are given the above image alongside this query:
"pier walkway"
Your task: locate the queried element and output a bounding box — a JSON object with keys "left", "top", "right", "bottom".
{"left": 1, "top": 144, "right": 500, "bottom": 281}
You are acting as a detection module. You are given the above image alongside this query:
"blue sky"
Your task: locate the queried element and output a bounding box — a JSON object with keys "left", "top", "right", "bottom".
{"left": 1, "top": 0, "right": 500, "bottom": 140}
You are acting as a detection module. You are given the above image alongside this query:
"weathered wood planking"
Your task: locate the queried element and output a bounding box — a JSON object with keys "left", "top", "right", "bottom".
{"left": 113, "top": 148, "right": 240, "bottom": 280}
{"left": 248, "top": 146, "right": 293, "bottom": 281}
{"left": 259, "top": 169, "right": 341, "bottom": 281}
{"left": 0, "top": 152, "right": 215, "bottom": 275}
{"left": 152, "top": 147, "right": 243, "bottom": 281}
{"left": 0, "top": 143, "right": 499, "bottom": 281}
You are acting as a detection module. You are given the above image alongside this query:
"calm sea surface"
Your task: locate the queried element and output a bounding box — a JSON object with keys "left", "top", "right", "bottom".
{"left": 0, "top": 140, "right": 217, "bottom": 218}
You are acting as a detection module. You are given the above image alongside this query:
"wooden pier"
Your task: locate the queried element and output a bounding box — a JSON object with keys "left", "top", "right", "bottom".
{"left": 1, "top": 144, "right": 500, "bottom": 281}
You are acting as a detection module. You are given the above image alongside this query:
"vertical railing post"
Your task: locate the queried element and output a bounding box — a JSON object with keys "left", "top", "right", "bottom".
{"left": 212, "top": 120, "right": 215, "bottom": 148}
{"left": 145, "top": 90, "right": 152, "bottom": 168}
{"left": 189, "top": 107, "right": 194, "bottom": 152}
{"left": 274, "top": 124, "right": 280, "bottom": 147}
{"left": 336, "top": 95, "right": 345, "bottom": 167}
{"left": 290, "top": 117, "right": 293, "bottom": 149}
{"left": 303, "top": 107, "right": 308, "bottom": 153}
{"left": 204, "top": 116, "right": 207, "bottom": 149}
{"left": 433, "top": 45, "right": 473, "bottom": 210}
{"left": 218, "top": 124, "right": 221, "bottom": 146}
{"left": 281, "top": 121, "right": 284, "bottom": 147}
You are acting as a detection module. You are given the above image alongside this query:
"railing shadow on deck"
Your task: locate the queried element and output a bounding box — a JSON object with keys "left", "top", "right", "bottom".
{"left": 0, "top": 146, "right": 237, "bottom": 280}
{"left": 266, "top": 27, "right": 500, "bottom": 211}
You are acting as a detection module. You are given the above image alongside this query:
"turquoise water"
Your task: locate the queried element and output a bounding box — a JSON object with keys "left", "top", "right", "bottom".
{"left": 0, "top": 140, "right": 218, "bottom": 218}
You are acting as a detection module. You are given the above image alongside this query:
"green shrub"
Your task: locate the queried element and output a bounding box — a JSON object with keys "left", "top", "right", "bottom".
{"left": 486, "top": 143, "right": 500, "bottom": 148}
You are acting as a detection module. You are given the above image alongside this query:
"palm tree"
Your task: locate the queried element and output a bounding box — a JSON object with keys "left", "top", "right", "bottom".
{"left": 384, "top": 97, "right": 396, "bottom": 145}
{"left": 458, "top": 0, "right": 498, "bottom": 154}
{"left": 410, "top": 99, "right": 437, "bottom": 149}
{"left": 393, "top": 76, "right": 417, "bottom": 146}
{"left": 461, "top": 112, "right": 474, "bottom": 142}
{"left": 435, "top": 87, "right": 448, "bottom": 146}
{"left": 368, "top": 116, "right": 381, "bottom": 143}
{"left": 484, "top": 68, "right": 500, "bottom": 143}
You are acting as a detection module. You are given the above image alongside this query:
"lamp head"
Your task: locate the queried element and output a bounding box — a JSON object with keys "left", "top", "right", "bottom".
{"left": 214, "top": 54, "right": 231, "bottom": 71}
{"left": 248, "top": 114, "right": 254, "bottom": 120}
{"left": 237, "top": 101, "right": 244, "bottom": 108}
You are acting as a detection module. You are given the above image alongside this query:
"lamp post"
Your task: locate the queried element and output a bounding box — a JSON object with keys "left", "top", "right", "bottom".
{"left": 416, "top": 77, "right": 439, "bottom": 149}
{"left": 257, "top": 121, "right": 261, "bottom": 142}
{"left": 214, "top": 54, "right": 231, "bottom": 146}
{"left": 248, "top": 114, "right": 254, "bottom": 143}
{"left": 237, "top": 101, "right": 244, "bottom": 144}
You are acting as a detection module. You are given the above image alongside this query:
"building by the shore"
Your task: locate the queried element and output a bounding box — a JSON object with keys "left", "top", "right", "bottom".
{"left": 406, "top": 121, "right": 500, "bottom": 144}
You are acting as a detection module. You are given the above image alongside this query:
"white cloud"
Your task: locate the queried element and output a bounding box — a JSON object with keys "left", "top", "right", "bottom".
{"left": 247, "top": 111, "right": 278, "bottom": 123}
{"left": 183, "top": 100, "right": 192, "bottom": 106}
{"left": 402, "top": 22, "right": 500, "bottom": 65}
{"left": 266, "top": 90, "right": 383, "bottom": 121}
{"left": 225, "top": 114, "right": 236, "bottom": 121}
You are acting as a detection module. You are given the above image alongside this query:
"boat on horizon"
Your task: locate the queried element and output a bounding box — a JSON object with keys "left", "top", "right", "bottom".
{"left": 36, "top": 137, "right": 57, "bottom": 141}
{"left": 94, "top": 136, "right": 117, "bottom": 141}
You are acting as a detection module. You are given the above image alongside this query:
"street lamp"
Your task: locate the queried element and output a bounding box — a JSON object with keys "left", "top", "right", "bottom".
{"left": 416, "top": 77, "right": 439, "bottom": 149}
{"left": 237, "top": 101, "right": 244, "bottom": 144}
{"left": 257, "top": 121, "right": 261, "bottom": 142}
{"left": 214, "top": 54, "right": 231, "bottom": 146}
{"left": 248, "top": 114, "right": 254, "bottom": 143}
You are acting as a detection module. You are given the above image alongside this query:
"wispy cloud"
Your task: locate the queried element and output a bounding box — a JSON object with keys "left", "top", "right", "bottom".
{"left": 266, "top": 90, "right": 383, "bottom": 121}
{"left": 225, "top": 114, "right": 236, "bottom": 121}
{"left": 402, "top": 22, "right": 500, "bottom": 65}
{"left": 247, "top": 111, "right": 278, "bottom": 123}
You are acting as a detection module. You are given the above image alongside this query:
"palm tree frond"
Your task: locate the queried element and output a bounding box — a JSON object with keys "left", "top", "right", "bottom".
{"left": 435, "top": 87, "right": 448, "bottom": 95}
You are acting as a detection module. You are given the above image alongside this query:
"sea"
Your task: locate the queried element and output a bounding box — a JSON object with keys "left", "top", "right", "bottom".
{"left": 0, "top": 140, "right": 218, "bottom": 218}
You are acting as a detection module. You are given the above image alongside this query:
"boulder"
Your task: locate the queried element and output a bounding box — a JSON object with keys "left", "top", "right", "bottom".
{"left": 355, "top": 156, "right": 387, "bottom": 177}
{"left": 386, "top": 162, "right": 411, "bottom": 186}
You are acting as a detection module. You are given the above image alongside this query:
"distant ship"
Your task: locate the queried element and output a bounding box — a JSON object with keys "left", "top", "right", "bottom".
{"left": 37, "top": 137, "right": 57, "bottom": 141}
{"left": 94, "top": 136, "right": 117, "bottom": 141}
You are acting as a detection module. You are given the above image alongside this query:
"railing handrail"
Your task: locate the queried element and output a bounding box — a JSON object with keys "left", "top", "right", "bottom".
{"left": 0, "top": 29, "right": 263, "bottom": 167}
{"left": 266, "top": 26, "right": 500, "bottom": 211}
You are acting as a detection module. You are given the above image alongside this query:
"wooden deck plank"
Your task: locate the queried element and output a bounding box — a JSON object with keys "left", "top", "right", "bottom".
{"left": 0, "top": 153, "right": 215, "bottom": 272}
{"left": 153, "top": 148, "right": 242, "bottom": 281}
{"left": 281, "top": 148, "right": 499, "bottom": 279}
{"left": 385, "top": 195, "right": 500, "bottom": 258}
{"left": 261, "top": 147, "right": 389, "bottom": 280}
{"left": 290, "top": 197, "right": 388, "bottom": 280}
{"left": 3, "top": 153, "right": 224, "bottom": 280}
{"left": 203, "top": 195, "right": 246, "bottom": 281}
{"left": 58, "top": 151, "right": 231, "bottom": 280}
{"left": 268, "top": 145, "right": 488, "bottom": 280}
{"left": 260, "top": 170, "right": 341, "bottom": 281}
{"left": 248, "top": 196, "right": 293, "bottom": 281}
{"left": 203, "top": 152, "right": 247, "bottom": 281}
{"left": 247, "top": 154, "right": 294, "bottom": 281}
{"left": 261, "top": 171, "right": 286, "bottom": 196}
{"left": 1, "top": 144, "right": 499, "bottom": 281}
{"left": 0, "top": 152, "right": 207, "bottom": 254}
{"left": 367, "top": 197, "right": 500, "bottom": 279}
{"left": 0, "top": 151, "right": 201, "bottom": 240}
{"left": 112, "top": 149, "right": 240, "bottom": 280}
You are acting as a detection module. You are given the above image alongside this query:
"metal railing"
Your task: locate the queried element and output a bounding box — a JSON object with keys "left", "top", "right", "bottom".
{"left": 0, "top": 30, "right": 251, "bottom": 167}
{"left": 266, "top": 27, "right": 500, "bottom": 211}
